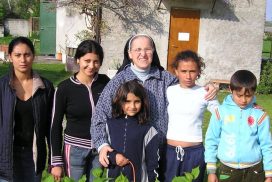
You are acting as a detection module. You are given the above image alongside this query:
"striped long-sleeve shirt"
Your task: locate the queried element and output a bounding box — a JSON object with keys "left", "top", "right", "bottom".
{"left": 50, "top": 74, "right": 109, "bottom": 166}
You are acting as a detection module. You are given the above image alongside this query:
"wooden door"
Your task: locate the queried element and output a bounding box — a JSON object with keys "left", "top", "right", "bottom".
{"left": 167, "top": 9, "right": 200, "bottom": 74}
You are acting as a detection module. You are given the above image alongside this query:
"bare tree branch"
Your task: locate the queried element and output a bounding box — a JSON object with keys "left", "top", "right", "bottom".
{"left": 56, "top": 0, "right": 163, "bottom": 42}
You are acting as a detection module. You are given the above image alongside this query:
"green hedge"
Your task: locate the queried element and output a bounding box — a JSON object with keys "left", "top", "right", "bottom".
{"left": 257, "top": 61, "right": 272, "bottom": 94}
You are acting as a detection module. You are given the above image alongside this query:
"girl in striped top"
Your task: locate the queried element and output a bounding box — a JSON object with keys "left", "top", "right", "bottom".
{"left": 50, "top": 40, "right": 109, "bottom": 182}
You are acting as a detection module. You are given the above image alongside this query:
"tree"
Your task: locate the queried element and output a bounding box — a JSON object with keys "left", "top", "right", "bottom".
{"left": 0, "top": 3, "right": 5, "bottom": 24}
{"left": 1, "top": 0, "right": 40, "bottom": 19}
{"left": 56, "top": 0, "right": 163, "bottom": 43}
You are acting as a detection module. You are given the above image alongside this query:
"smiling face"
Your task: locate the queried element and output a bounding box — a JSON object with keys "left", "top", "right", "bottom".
{"left": 231, "top": 88, "right": 254, "bottom": 108}
{"left": 175, "top": 59, "right": 200, "bottom": 88}
{"left": 128, "top": 36, "right": 153, "bottom": 70}
{"left": 9, "top": 43, "right": 34, "bottom": 75}
{"left": 77, "top": 53, "right": 101, "bottom": 78}
{"left": 122, "top": 92, "right": 142, "bottom": 117}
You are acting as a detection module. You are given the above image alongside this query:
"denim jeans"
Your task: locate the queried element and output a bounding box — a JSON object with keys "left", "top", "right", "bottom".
{"left": 13, "top": 146, "right": 42, "bottom": 182}
{"left": 64, "top": 144, "right": 101, "bottom": 182}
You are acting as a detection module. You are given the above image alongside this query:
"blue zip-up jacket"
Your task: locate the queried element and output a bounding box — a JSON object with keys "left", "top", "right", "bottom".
{"left": 91, "top": 65, "right": 177, "bottom": 150}
{"left": 205, "top": 94, "right": 272, "bottom": 177}
{"left": 0, "top": 70, "right": 54, "bottom": 181}
{"left": 106, "top": 117, "right": 159, "bottom": 182}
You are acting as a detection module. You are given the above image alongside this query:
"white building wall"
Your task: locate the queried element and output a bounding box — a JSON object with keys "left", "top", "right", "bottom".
{"left": 56, "top": 6, "right": 88, "bottom": 62}
{"left": 4, "top": 19, "right": 29, "bottom": 37}
{"left": 198, "top": 0, "right": 265, "bottom": 83}
{"left": 100, "top": 1, "right": 171, "bottom": 74}
{"left": 101, "top": 0, "right": 265, "bottom": 83}
{"left": 56, "top": 0, "right": 265, "bottom": 83}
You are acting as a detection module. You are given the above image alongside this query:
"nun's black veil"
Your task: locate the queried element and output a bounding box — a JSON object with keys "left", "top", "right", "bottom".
{"left": 117, "top": 36, "right": 164, "bottom": 73}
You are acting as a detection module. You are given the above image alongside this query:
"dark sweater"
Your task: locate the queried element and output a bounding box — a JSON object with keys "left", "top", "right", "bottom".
{"left": 14, "top": 97, "right": 34, "bottom": 147}
{"left": 106, "top": 116, "right": 159, "bottom": 182}
{"left": 50, "top": 74, "right": 109, "bottom": 166}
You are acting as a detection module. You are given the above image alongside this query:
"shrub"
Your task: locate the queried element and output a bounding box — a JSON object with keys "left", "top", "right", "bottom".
{"left": 257, "top": 61, "right": 272, "bottom": 94}
{"left": 43, "top": 166, "right": 199, "bottom": 182}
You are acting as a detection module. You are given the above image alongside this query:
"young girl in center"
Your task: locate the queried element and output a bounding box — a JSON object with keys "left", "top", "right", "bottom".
{"left": 105, "top": 80, "right": 159, "bottom": 182}
{"left": 163, "top": 50, "right": 219, "bottom": 182}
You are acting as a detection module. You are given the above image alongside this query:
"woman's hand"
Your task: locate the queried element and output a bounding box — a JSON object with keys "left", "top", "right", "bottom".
{"left": 208, "top": 173, "right": 219, "bottom": 182}
{"left": 205, "top": 83, "right": 218, "bottom": 100}
{"left": 51, "top": 166, "right": 62, "bottom": 182}
{"left": 99, "top": 145, "right": 113, "bottom": 167}
{"left": 265, "top": 177, "right": 272, "bottom": 182}
{"left": 116, "top": 153, "right": 129, "bottom": 167}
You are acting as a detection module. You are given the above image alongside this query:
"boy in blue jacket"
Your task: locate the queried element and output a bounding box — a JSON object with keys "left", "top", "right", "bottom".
{"left": 205, "top": 70, "right": 272, "bottom": 182}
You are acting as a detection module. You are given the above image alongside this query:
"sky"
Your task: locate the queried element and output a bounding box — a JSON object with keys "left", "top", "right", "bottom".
{"left": 267, "top": 0, "right": 272, "bottom": 21}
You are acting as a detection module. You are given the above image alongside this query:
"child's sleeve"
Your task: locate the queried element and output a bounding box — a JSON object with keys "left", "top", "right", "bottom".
{"left": 205, "top": 108, "right": 222, "bottom": 174}
{"left": 50, "top": 86, "right": 66, "bottom": 166}
{"left": 145, "top": 127, "right": 159, "bottom": 182}
{"left": 105, "top": 121, "right": 118, "bottom": 166}
{"left": 257, "top": 113, "right": 272, "bottom": 177}
{"left": 91, "top": 78, "right": 121, "bottom": 151}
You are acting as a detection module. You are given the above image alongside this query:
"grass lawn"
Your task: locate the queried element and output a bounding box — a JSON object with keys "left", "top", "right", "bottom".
{"left": 262, "top": 39, "right": 272, "bottom": 59}
{"left": 0, "top": 63, "right": 71, "bottom": 86}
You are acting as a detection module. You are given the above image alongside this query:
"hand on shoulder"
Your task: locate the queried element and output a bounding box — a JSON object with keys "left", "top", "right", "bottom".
{"left": 205, "top": 83, "right": 218, "bottom": 100}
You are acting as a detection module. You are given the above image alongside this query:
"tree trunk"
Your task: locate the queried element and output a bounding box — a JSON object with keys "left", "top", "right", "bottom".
{"left": 95, "top": 6, "right": 102, "bottom": 44}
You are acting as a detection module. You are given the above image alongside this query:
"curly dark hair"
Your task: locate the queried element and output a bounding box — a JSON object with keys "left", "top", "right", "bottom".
{"left": 172, "top": 50, "right": 205, "bottom": 79}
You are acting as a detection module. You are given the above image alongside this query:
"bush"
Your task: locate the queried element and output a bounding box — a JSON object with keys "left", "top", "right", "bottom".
{"left": 257, "top": 61, "right": 272, "bottom": 94}
{"left": 264, "top": 32, "right": 272, "bottom": 40}
{"left": 0, "top": 35, "right": 13, "bottom": 45}
{"left": 43, "top": 166, "right": 199, "bottom": 182}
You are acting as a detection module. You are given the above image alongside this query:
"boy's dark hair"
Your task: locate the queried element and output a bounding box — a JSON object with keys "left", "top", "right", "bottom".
{"left": 172, "top": 50, "right": 205, "bottom": 79}
{"left": 112, "top": 80, "right": 149, "bottom": 124}
{"left": 74, "top": 40, "right": 104, "bottom": 65}
{"left": 230, "top": 70, "right": 257, "bottom": 93}
{"left": 8, "top": 36, "right": 35, "bottom": 55}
